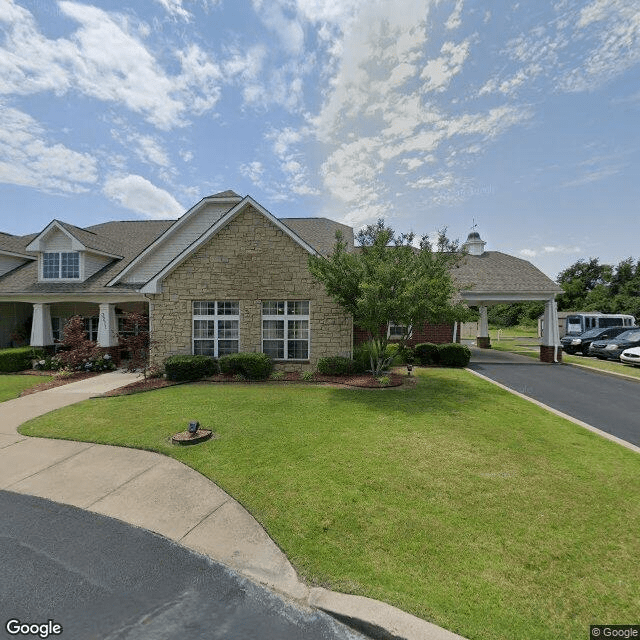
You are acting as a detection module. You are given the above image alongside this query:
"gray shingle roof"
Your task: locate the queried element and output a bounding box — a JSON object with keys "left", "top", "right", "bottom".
{"left": 280, "top": 218, "right": 354, "bottom": 256}
{"left": 452, "top": 251, "right": 562, "bottom": 294}
{"left": 0, "top": 221, "right": 173, "bottom": 295}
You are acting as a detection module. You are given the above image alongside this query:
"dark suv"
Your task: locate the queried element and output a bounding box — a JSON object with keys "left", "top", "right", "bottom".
{"left": 561, "top": 326, "right": 630, "bottom": 356}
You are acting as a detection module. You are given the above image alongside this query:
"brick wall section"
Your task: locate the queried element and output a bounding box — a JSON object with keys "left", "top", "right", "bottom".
{"left": 354, "top": 322, "right": 457, "bottom": 346}
{"left": 148, "top": 206, "right": 353, "bottom": 371}
{"left": 539, "top": 345, "right": 563, "bottom": 363}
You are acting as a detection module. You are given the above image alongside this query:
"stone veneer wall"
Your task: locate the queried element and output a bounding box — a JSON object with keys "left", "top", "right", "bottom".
{"left": 148, "top": 206, "right": 353, "bottom": 371}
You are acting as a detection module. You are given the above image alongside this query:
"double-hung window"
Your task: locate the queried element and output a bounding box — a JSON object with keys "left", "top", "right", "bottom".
{"left": 262, "top": 301, "right": 309, "bottom": 360}
{"left": 388, "top": 322, "right": 412, "bottom": 340}
{"left": 193, "top": 301, "right": 239, "bottom": 357}
{"left": 43, "top": 252, "right": 80, "bottom": 279}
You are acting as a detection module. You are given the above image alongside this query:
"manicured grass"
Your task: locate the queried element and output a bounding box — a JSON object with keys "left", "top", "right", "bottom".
{"left": 19, "top": 371, "right": 640, "bottom": 640}
{"left": 0, "top": 374, "right": 53, "bottom": 402}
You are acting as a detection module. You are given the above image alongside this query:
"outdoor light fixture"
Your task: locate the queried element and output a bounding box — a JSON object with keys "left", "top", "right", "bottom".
{"left": 406, "top": 364, "right": 414, "bottom": 376}
{"left": 188, "top": 421, "right": 200, "bottom": 434}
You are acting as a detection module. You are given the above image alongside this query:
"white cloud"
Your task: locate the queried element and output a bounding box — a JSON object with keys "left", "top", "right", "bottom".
{"left": 154, "top": 0, "right": 192, "bottom": 20}
{"left": 519, "top": 245, "right": 581, "bottom": 258}
{"left": 103, "top": 174, "right": 183, "bottom": 218}
{"left": 421, "top": 40, "right": 470, "bottom": 93}
{"left": 0, "top": 1, "right": 225, "bottom": 129}
{"left": 0, "top": 104, "right": 97, "bottom": 193}
{"left": 445, "top": 0, "right": 464, "bottom": 30}
{"left": 239, "top": 161, "right": 265, "bottom": 187}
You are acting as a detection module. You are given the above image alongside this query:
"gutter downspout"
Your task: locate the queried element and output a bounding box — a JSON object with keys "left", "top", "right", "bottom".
{"left": 452, "top": 321, "right": 458, "bottom": 343}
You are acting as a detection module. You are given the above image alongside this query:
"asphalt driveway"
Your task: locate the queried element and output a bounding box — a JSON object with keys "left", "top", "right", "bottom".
{"left": 467, "top": 348, "right": 640, "bottom": 449}
{"left": 0, "top": 491, "right": 367, "bottom": 640}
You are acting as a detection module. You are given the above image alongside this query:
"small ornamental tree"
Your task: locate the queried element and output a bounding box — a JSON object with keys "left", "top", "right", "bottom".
{"left": 56, "top": 315, "right": 101, "bottom": 370}
{"left": 118, "top": 312, "right": 151, "bottom": 374}
{"left": 308, "top": 220, "right": 470, "bottom": 375}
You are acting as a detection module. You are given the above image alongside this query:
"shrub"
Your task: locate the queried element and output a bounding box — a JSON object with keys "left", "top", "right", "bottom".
{"left": 317, "top": 355, "right": 359, "bottom": 376}
{"left": 301, "top": 370, "right": 314, "bottom": 382}
{"left": 270, "top": 371, "right": 285, "bottom": 381}
{"left": 0, "top": 347, "right": 43, "bottom": 372}
{"left": 414, "top": 343, "right": 440, "bottom": 366}
{"left": 218, "top": 353, "right": 273, "bottom": 380}
{"left": 376, "top": 375, "right": 391, "bottom": 386}
{"left": 34, "top": 355, "right": 63, "bottom": 371}
{"left": 164, "top": 355, "right": 219, "bottom": 381}
{"left": 437, "top": 343, "right": 471, "bottom": 367}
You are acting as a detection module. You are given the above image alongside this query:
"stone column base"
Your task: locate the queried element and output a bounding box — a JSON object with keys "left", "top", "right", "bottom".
{"left": 476, "top": 336, "right": 491, "bottom": 349}
{"left": 540, "top": 345, "right": 562, "bottom": 363}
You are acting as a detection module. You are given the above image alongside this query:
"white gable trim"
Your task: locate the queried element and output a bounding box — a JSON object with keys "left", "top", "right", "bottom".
{"left": 26, "top": 221, "right": 83, "bottom": 252}
{"left": 106, "top": 194, "right": 241, "bottom": 286}
{"left": 140, "top": 196, "right": 321, "bottom": 294}
{"left": 25, "top": 220, "right": 122, "bottom": 258}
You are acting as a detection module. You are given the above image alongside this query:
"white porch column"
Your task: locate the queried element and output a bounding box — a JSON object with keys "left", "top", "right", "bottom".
{"left": 541, "top": 298, "right": 561, "bottom": 362}
{"left": 477, "top": 305, "right": 491, "bottom": 348}
{"left": 30, "top": 303, "right": 54, "bottom": 347}
{"left": 97, "top": 303, "right": 119, "bottom": 347}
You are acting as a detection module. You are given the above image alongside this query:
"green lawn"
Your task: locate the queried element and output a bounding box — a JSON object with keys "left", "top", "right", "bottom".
{"left": 0, "top": 374, "right": 53, "bottom": 402}
{"left": 19, "top": 370, "right": 640, "bottom": 640}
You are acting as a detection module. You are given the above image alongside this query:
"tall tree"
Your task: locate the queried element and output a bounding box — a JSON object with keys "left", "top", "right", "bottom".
{"left": 556, "top": 258, "right": 612, "bottom": 311}
{"left": 308, "top": 220, "right": 469, "bottom": 374}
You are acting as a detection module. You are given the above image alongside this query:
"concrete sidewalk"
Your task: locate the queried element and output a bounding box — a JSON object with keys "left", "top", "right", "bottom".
{"left": 0, "top": 371, "right": 466, "bottom": 640}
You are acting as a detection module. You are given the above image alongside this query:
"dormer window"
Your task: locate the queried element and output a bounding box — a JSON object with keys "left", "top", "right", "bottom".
{"left": 43, "top": 252, "right": 80, "bottom": 279}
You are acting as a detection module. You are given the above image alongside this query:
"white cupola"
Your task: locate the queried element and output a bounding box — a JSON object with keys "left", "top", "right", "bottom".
{"left": 462, "top": 230, "right": 486, "bottom": 256}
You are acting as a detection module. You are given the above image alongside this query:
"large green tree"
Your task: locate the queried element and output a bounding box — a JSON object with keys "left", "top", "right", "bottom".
{"left": 308, "top": 220, "right": 469, "bottom": 374}
{"left": 556, "top": 257, "right": 640, "bottom": 318}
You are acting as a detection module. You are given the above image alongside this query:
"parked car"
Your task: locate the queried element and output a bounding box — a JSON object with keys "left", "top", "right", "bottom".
{"left": 560, "top": 325, "right": 630, "bottom": 356}
{"left": 589, "top": 329, "right": 640, "bottom": 360}
{"left": 620, "top": 346, "right": 640, "bottom": 367}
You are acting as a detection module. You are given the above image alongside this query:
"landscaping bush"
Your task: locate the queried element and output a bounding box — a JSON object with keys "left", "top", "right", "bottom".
{"left": 414, "top": 342, "right": 440, "bottom": 366}
{"left": 437, "top": 343, "right": 471, "bottom": 367}
{"left": 218, "top": 352, "right": 273, "bottom": 380}
{"left": 317, "top": 355, "right": 360, "bottom": 376}
{"left": 164, "top": 355, "right": 219, "bottom": 381}
{"left": 0, "top": 347, "right": 43, "bottom": 372}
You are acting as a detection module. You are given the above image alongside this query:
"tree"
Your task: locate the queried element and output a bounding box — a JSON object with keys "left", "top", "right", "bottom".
{"left": 556, "top": 258, "right": 611, "bottom": 311}
{"left": 308, "top": 219, "right": 469, "bottom": 375}
{"left": 556, "top": 256, "right": 640, "bottom": 320}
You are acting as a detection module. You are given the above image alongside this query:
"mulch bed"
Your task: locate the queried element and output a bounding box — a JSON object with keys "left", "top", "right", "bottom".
{"left": 101, "top": 370, "right": 416, "bottom": 397}
{"left": 19, "top": 371, "right": 101, "bottom": 396}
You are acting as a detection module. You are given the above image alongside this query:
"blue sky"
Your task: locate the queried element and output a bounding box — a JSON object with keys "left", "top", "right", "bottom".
{"left": 1, "top": 0, "right": 639, "bottom": 279}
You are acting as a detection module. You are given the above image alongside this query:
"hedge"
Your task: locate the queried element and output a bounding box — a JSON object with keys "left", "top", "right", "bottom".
{"left": 317, "top": 355, "right": 361, "bottom": 376}
{"left": 0, "top": 347, "right": 44, "bottom": 373}
{"left": 414, "top": 343, "right": 440, "bottom": 366}
{"left": 438, "top": 343, "right": 471, "bottom": 367}
{"left": 164, "top": 355, "right": 219, "bottom": 381}
{"left": 218, "top": 353, "right": 273, "bottom": 380}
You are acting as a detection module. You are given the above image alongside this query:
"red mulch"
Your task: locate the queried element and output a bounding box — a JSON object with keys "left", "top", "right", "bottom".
{"left": 19, "top": 371, "right": 101, "bottom": 396}
{"left": 101, "top": 370, "right": 416, "bottom": 397}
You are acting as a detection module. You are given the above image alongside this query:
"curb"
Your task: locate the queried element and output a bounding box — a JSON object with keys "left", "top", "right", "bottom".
{"left": 307, "top": 588, "right": 467, "bottom": 640}
{"left": 465, "top": 368, "right": 640, "bottom": 455}
{"left": 561, "top": 359, "right": 640, "bottom": 383}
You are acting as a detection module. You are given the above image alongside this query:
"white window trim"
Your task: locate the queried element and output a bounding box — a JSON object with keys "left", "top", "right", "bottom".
{"left": 262, "top": 301, "right": 310, "bottom": 361}
{"left": 387, "top": 322, "right": 412, "bottom": 340}
{"left": 41, "top": 251, "right": 82, "bottom": 281}
{"left": 192, "top": 301, "right": 240, "bottom": 358}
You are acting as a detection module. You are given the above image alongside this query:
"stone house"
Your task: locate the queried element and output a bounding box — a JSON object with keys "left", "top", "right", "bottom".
{"left": 0, "top": 191, "right": 563, "bottom": 366}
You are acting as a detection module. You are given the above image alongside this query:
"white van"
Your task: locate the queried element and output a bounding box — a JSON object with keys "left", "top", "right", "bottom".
{"left": 565, "top": 313, "right": 636, "bottom": 336}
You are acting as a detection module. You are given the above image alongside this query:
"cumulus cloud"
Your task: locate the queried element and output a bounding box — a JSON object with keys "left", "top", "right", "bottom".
{"left": 103, "top": 174, "right": 183, "bottom": 218}
{"left": 0, "top": 0, "right": 225, "bottom": 129}
{"left": 0, "top": 104, "right": 97, "bottom": 193}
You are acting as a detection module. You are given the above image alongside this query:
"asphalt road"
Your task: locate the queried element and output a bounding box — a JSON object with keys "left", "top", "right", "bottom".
{"left": 0, "top": 491, "right": 367, "bottom": 640}
{"left": 468, "top": 349, "right": 640, "bottom": 448}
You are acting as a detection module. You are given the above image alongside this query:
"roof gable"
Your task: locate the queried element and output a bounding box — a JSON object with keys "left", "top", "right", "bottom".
{"left": 140, "top": 196, "right": 320, "bottom": 294}
{"left": 25, "top": 220, "right": 123, "bottom": 258}
{"left": 107, "top": 192, "right": 242, "bottom": 285}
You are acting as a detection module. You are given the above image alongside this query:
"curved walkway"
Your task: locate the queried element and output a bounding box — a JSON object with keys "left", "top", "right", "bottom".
{"left": 0, "top": 371, "right": 465, "bottom": 640}
{"left": 467, "top": 348, "right": 640, "bottom": 453}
